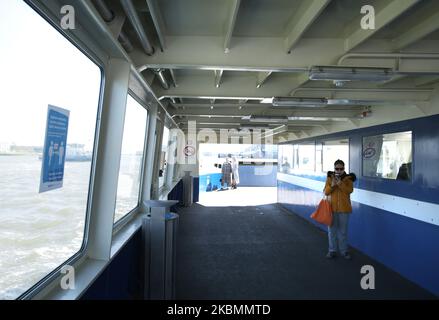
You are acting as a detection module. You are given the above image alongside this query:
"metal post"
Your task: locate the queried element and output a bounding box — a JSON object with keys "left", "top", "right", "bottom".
{"left": 144, "top": 200, "right": 179, "bottom": 300}
{"left": 183, "top": 170, "right": 193, "bottom": 207}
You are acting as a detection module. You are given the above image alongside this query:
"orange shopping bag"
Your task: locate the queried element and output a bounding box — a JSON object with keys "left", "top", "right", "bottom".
{"left": 310, "top": 197, "right": 333, "bottom": 226}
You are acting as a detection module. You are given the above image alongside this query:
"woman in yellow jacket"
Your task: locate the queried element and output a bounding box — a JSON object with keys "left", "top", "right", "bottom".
{"left": 324, "top": 159, "right": 356, "bottom": 260}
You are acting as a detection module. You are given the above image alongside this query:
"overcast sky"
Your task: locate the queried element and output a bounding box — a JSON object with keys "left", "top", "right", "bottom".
{"left": 0, "top": 0, "right": 101, "bottom": 150}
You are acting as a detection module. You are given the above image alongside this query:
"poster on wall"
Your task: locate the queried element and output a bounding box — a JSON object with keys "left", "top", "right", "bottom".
{"left": 39, "top": 105, "right": 70, "bottom": 193}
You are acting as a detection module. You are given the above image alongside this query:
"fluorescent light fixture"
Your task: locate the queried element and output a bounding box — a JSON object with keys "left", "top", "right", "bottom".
{"left": 240, "top": 124, "right": 269, "bottom": 128}
{"left": 288, "top": 116, "right": 349, "bottom": 121}
{"left": 327, "top": 99, "right": 411, "bottom": 106}
{"left": 288, "top": 117, "right": 349, "bottom": 121}
{"left": 260, "top": 97, "right": 274, "bottom": 104}
{"left": 248, "top": 116, "right": 288, "bottom": 123}
{"left": 272, "top": 97, "right": 327, "bottom": 107}
{"left": 327, "top": 99, "right": 366, "bottom": 105}
{"left": 309, "top": 66, "right": 394, "bottom": 82}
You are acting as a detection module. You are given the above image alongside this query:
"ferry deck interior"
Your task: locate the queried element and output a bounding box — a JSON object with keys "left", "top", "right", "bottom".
{"left": 1, "top": 0, "right": 439, "bottom": 300}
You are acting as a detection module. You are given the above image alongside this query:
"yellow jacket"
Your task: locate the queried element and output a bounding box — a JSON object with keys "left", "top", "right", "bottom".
{"left": 324, "top": 172, "right": 355, "bottom": 213}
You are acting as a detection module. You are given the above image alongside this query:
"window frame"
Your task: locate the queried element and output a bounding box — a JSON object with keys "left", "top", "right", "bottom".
{"left": 17, "top": 0, "right": 106, "bottom": 300}
{"left": 159, "top": 124, "right": 171, "bottom": 191}
{"left": 361, "top": 130, "right": 413, "bottom": 182}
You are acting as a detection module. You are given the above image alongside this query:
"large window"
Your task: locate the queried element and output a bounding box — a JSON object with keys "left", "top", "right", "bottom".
{"left": 322, "top": 139, "right": 349, "bottom": 173}
{"left": 278, "top": 144, "right": 293, "bottom": 173}
{"left": 0, "top": 1, "right": 101, "bottom": 299}
{"left": 362, "top": 131, "right": 412, "bottom": 180}
{"left": 114, "top": 95, "right": 148, "bottom": 223}
{"left": 298, "top": 143, "right": 315, "bottom": 172}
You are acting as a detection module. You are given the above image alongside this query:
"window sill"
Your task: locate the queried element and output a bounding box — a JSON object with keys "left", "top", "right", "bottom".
{"left": 158, "top": 178, "right": 182, "bottom": 200}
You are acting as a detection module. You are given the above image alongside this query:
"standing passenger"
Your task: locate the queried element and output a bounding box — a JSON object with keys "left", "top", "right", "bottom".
{"left": 231, "top": 156, "right": 240, "bottom": 189}
{"left": 324, "top": 159, "right": 356, "bottom": 260}
{"left": 221, "top": 157, "right": 232, "bottom": 190}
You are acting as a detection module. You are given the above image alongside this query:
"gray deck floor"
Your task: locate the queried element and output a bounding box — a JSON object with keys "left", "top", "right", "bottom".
{"left": 175, "top": 200, "right": 436, "bottom": 300}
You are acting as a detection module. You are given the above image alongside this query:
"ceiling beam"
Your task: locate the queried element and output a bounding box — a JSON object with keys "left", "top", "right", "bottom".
{"left": 414, "top": 76, "right": 439, "bottom": 87}
{"left": 379, "top": 74, "right": 406, "bottom": 86}
{"left": 256, "top": 71, "right": 273, "bottom": 88}
{"left": 224, "top": 0, "right": 241, "bottom": 53}
{"left": 300, "top": 130, "right": 310, "bottom": 138}
{"left": 344, "top": 0, "right": 421, "bottom": 52}
{"left": 169, "top": 69, "right": 178, "bottom": 87}
{"left": 155, "top": 74, "right": 319, "bottom": 99}
{"left": 145, "top": 0, "right": 167, "bottom": 50}
{"left": 132, "top": 36, "right": 345, "bottom": 71}
{"left": 214, "top": 70, "right": 224, "bottom": 88}
{"left": 392, "top": 9, "right": 439, "bottom": 50}
{"left": 284, "top": 0, "right": 331, "bottom": 53}
{"left": 288, "top": 73, "right": 311, "bottom": 95}
{"left": 348, "top": 119, "right": 360, "bottom": 128}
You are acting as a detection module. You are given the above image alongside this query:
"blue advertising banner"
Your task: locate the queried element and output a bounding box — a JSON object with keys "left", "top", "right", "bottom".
{"left": 39, "top": 105, "right": 70, "bottom": 193}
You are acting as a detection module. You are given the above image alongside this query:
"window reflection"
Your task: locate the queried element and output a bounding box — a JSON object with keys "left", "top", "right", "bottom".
{"left": 362, "top": 131, "right": 412, "bottom": 180}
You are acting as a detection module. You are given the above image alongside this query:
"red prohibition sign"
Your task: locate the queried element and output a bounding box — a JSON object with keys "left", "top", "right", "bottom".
{"left": 184, "top": 145, "right": 195, "bottom": 156}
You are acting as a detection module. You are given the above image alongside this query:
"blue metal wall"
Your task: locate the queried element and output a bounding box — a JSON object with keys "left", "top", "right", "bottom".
{"left": 278, "top": 114, "right": 439, "bottom": 296}
{"left": 81, "top": 228, "right": 143, "bottom": 300}
{"left": 199, "top": 165, "right": 277, "bottom": 192}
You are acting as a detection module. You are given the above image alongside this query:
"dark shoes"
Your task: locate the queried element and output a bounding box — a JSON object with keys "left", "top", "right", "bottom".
{"left": 326, "top": 251, "right": 352, "bottom": 260}
{"left": 342, "top": 252, "right": 352, "bottom": 260}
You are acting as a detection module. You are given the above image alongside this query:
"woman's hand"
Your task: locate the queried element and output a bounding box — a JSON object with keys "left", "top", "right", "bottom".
{"left": 331, "top": 176, "right": 337, "bottom": 187}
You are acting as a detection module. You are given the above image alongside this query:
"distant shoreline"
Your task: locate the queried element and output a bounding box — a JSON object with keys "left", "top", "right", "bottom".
{"left": 0, "top": 153, "right": 36, "bottom": 156}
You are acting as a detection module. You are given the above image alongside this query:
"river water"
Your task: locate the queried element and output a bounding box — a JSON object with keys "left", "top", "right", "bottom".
{"left": 0, "top": 155, "right": 140, "bottom": 299}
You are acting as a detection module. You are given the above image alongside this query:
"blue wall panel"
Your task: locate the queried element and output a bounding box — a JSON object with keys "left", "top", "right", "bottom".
{"left": 199, "top": 173, "right": 223, "bottom": 192}
{"left": 82, "top": 229, "right": 143, "bottom": 300}
{"left": 238, "top": 165, "right": 277, "bottom": 187}
{"left": 193, "top": 177, "right": 199, "bottom": 202}
{"left": 277, "top": 114, "right": 439, "bottom": 296}
{"left": 199, "top": 165, "right": 277, "bottom": 193}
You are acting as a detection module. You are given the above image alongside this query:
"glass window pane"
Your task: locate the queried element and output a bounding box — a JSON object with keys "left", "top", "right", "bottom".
{"left": 362, "top": 131, "right": 412, "bottom": 180}
{"left": 322, "top": 139, "right": 349, "bottom": 173}
{"left": 114, "top": 96, "right": 148, "bottom": 222}
{"left": 278, "top": 145, "right": 293, "bottom": 173}
{"left": 0, "top": 0, "right": 101, "bottom": 299}
{"left": 298, "top": 143, "right": 315, "bottom": 172}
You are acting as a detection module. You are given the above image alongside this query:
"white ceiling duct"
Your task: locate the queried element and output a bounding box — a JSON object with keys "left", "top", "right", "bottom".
{"left": 120, "top": 0, "right": 154, "bottom": 55}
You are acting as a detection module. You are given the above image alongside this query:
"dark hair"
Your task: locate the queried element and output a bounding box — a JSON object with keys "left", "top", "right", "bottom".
{"left": 334, "top": 159, "right": 345, "bottom": 167}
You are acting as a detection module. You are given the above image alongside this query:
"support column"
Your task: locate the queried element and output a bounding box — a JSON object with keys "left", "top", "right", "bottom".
{"left": 141, "top": 102, "right": 158, "bottom": 203}
{"left": 87, "top": 58, "right": 131, "bottom": 260}
{"left": 152, "top": 116, "right": 165, "bottom": 198}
